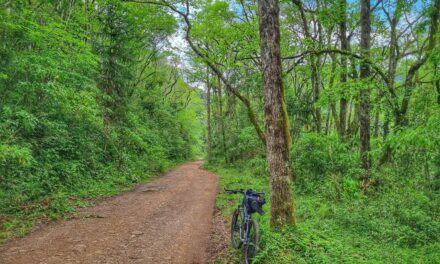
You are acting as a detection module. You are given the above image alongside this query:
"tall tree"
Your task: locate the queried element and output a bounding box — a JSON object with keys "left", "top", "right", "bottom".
{"left": 258, "top": 0, "right": 295, "bottom": 227}
{"left": 338, "top": 0, "right": 348, "bottom": 138}
{"left": 215, "top": 76, "right": 228, "bottom": 163}
{"left": 206, "top": 68, "right": 212, "bottom": 163}
{"left": 359, "top": 0, "right": 372, "bottom": 176}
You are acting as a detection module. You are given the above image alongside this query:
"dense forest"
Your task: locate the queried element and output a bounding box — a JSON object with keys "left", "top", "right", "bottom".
{"left": 0, "top": 0, "right": 204, "bottom": 238}
{"left": 198, "top": 0, "right": 440, "bottom": 262}
{"left": 1, "top": 0, "right": 440, "bottom": 263}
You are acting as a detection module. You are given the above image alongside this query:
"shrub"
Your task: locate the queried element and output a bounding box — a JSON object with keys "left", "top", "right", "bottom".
{"left": 291, "top": 133, "right": 358, "bottom": 194}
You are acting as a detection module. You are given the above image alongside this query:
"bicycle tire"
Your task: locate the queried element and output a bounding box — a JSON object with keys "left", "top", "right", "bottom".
{"left": 231, "top": 208, "right": 243, "bottom": 249}
{"left": 244, "top": 219, "right": 260, "bottom": 264}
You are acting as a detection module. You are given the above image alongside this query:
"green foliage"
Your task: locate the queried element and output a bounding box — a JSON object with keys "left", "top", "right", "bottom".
{"left": 224, "top": 126, "right": 265, "bottom": 162}
{"left": 210, "top": 161, "right": 440, "bottom": 264}
{"left": 291, "top": 133, "right": 359, "bottom": 193}
{"left": 193, "top": 0, "right": 440, "bottom": 263}
{"left": 0, "top": 0, "right": 203, "bottom": 240}
{"left": 385, "top": 107, "right": 440, "bottom": 183}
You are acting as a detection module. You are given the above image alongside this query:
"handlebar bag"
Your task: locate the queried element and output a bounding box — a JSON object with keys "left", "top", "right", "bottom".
{"left": 246, "top": 194, "right": 265, "bottom": 214}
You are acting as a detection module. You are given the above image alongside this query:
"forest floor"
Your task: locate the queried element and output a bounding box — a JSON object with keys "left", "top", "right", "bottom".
{"left": 0, "top": 161, "right": 228, "bottom": 264}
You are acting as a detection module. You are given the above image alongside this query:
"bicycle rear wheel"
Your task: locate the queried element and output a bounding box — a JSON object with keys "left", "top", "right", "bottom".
{"left": 244, "top": 219, "right": 260, "bottom": 264}
{"left": 231, "top": 208, "right": 243, "bottom": 249}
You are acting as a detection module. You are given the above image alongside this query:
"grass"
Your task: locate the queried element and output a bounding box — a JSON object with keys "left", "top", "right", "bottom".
{"left": 206, "top": 163, "right": 440, "bottom": 264}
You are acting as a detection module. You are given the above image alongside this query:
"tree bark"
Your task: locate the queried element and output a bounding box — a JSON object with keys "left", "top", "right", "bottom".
{"left": 437, "top": 76, "right": 440, "bottom": 105}
{"left": 348, "top": 56, "right": 359, "bottom": 136}
{"left": 338, "top": 0, "right": 348, "bottom": 138}
{"left": 328, "top": 53, "right": 339, "bottom": 133}
{"left": 359, "top": 0, "right": 372, "bottom": 175}
{"left": 206, "top": 68, "right": 212, "bottom": 163}
{"left": 325, "top": 106, "right": 332, "bottom": 134}
{"left": 373, "top": 110, "right": 380, "bottom": 137}
{"left": 311, "top": 58, "right": 322, "bottom": 133}
{"left": 348, "top": 102, "right": 359, "bottom": 136}
{"left": 216, "top": 76, "right": 227, "bottom": 163}
{"left": 258, "top": 0, "right": 295, "bottom": 228}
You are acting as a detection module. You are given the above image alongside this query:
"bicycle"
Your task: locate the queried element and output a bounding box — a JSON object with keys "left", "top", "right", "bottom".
{"left": 225, "top": 188, "right": 266, "bottom": 264}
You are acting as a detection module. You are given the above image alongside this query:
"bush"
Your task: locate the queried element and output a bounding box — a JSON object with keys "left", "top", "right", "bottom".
{"left": 291, "top": 133, "right": 359, "bottom": 194}
{"left": 386, "top": 109, "right": 440, "bottom": 185}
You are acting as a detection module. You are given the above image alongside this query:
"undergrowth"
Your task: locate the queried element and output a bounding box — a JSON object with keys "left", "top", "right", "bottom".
{"left": 205, "top": 133, "right": 440, "bottom": 263}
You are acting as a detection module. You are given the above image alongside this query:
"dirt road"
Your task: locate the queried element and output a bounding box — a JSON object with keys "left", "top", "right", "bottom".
{"left": 0, "top": 161, "right": 220, "bottom": 264}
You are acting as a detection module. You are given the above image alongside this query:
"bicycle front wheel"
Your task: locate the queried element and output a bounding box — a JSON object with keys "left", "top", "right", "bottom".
{"left": 231, "top": 208, "right": 243, "bottom": 249}
{"left": 244, "top": 219, "right": 260, "bottom": 264}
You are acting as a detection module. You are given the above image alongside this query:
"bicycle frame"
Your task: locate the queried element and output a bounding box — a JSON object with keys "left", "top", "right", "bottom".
{"left": 238, "top": 201, "right": 252, "bottom": 244}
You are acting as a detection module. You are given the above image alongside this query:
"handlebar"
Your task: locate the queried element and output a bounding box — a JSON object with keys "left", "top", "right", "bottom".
{"left": 224, "top": 187, "right": 264, "bottom": 195}
{"left": 224, "top": 188, "right": 244, "bottom": 194}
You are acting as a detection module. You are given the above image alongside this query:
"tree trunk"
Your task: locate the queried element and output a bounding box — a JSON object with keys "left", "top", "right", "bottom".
{"left": 359, "top": 0, "right": 372, "bottom": 175}
{"left": 373, "top": 110, "right": 380, "bottom": 137}
{"left": 311, "top": 58, "right": 322, "bottom": 133}
{"left": 349, "top": 102, "right": 360, "bottom": 136}
{"left": 435, "top": 63, "right": 440, "bottom": 105}
{"left": 437, "top": 77, "right": 440, "bottom": 105}
{"left": 338, "top": 0, "right": 348, "bottom": 138}
{"left": 258, "top": 0, "right": 295, "bottom": 228}
{"left": 325, "top": 106, "right": 332, "bottom": 134}
{"left": 217, "top": 76, "right": 227, "bottom": 163}
{"left": 328, "top": 53, "right": 339, "bottom": 133}
{"left": 206, "top": 68, "right": 212, "bottom": 163}
{"left": 383, "top": 111, "right": 390, "bottom": 140}
{"left": 348, "top": 53, "right": 359, "bottom": 137}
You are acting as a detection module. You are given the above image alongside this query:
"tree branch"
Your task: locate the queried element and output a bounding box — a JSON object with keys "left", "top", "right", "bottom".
{"left": 125, "top": 0, "right": 267, "bottom": 145}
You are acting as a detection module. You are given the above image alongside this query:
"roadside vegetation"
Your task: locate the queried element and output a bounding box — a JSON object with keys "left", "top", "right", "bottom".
{"left": 0, "top": 1, "right": 204, "bottom": 241}
{"left": 207, "top": 139, "right": 440, "bottom": 263}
